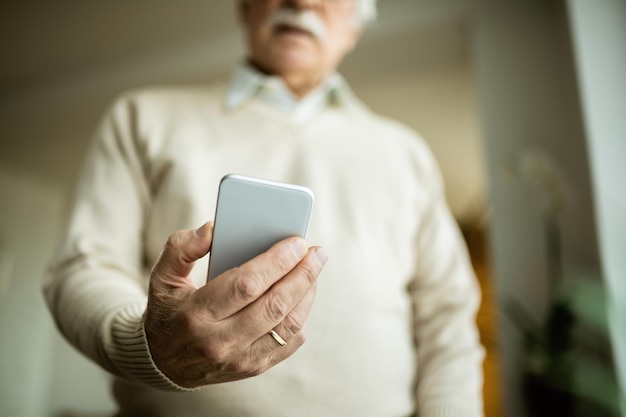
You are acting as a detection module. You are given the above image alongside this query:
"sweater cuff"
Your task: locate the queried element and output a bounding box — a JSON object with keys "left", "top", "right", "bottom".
{"left": 419, "top": 401, "right": 482, "bottom": 417}
{"left": 107, "top": 303, "right": 197, "bottom": 392}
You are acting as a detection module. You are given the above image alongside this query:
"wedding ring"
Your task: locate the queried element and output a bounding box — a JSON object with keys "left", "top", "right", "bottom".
{"left": 268, "top": 329, "right": 287, "bottom": 346}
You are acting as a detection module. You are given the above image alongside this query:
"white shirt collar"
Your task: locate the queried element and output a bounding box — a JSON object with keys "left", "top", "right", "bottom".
{"left": 225, "top": 62, "right": 349, "bottom": 122}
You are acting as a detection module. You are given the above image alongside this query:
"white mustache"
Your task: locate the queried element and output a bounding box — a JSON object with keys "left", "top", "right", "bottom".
{"left": 267, "top": 9, "right": 328, "bottom": 41}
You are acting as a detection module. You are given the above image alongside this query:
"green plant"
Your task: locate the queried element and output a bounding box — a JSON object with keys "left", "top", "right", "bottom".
{"left": 503, "top": 150, "right": 622, "bottom": 416}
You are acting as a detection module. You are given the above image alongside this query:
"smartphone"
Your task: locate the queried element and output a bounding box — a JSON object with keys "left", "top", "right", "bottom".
{"left": 206, "top": 174, "right": 315, "bottom": 281}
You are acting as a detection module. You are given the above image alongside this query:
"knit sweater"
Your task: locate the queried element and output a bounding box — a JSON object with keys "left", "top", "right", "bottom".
{"left": 44, "top": 80, "right": 484, "bottom": 417}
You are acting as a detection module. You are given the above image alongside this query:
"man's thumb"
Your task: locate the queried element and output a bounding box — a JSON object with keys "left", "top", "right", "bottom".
{"left": 149, "top": 222, "right": 213, "bottom": 292}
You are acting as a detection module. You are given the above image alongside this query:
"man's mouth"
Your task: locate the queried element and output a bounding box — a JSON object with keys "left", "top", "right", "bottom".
{"left": 274, "top": 24, "right": 314, "bottom": 38}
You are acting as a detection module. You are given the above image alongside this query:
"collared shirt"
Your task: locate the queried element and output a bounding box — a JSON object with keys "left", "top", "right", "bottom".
{"left": 224, "top": 63, "right": 347, "bottom": 123}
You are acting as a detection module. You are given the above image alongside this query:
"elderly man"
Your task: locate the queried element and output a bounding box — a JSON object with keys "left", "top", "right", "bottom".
{"left": 44, "top": 0, "right": 484, "bottom": 416}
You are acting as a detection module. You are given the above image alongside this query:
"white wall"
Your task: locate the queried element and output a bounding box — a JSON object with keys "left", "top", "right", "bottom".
{"left": 567, "top": 1, "right": 626, "bottom": 414}
{"left": 0, "top": 167, "right": 115, "bottom": 417}
{"left": 0, "top": 168, "right": 61, "bottom": 417}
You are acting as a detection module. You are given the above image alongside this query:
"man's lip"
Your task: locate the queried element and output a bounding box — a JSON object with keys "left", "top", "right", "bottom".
{"left": 274, "top": 24, "right": 314, "bottom": 38}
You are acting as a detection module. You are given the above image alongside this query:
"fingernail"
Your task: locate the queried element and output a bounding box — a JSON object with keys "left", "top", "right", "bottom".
{"left": 292, "top": 238, "right": 308, "bottom": 259}
{"left": 194, "top": 222, "right": 208, "bottom": 237}
{"left": 315, "top": 247, "right": 328, "bottom": 266}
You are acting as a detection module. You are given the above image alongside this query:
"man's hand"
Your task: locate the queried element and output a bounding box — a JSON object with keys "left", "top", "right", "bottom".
{"left": 144, "top": 222, "right": 328, "bottom": 388}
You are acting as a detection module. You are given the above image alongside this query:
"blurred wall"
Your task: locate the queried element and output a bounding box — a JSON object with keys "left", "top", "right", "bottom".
{"left": 0, "top": 169, "right": 65, "bottom": 417}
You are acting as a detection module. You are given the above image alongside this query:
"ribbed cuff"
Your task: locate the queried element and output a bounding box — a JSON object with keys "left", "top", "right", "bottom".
{"left": 107, "top": 303, "right": 197, "bottom": 392}
{"left": 419, "top": 401, "right": 482, "bottom": 417}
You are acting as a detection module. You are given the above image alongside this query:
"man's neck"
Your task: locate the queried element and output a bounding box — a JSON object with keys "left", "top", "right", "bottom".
{"left": 247, "top": 59, "right": 327, "bottom": 99}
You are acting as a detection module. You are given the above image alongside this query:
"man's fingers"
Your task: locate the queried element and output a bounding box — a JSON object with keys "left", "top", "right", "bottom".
{"left": 203, "top": 260, "right": 321, "bottom": 380}
{"left": 196, "top": 236, "right": 309, "bottom": 319}
{"left": 224, "top": 246, "right": 327, "bottom": 345}
{"left": 150, "top": 222, "right": 213, "bottom": 292}
{"left": 258, "top": 281, "right": 317, "bottom": 358}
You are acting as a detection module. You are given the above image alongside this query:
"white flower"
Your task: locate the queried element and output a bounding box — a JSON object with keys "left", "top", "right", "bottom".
{"left": 503, "top": 149, "right": 569, "bottom": 214}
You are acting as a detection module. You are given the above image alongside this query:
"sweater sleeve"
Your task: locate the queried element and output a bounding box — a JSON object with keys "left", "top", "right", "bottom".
{"left": 42, "top": 95, "right": 189, "bottom": 391}
{"left": 409, "top": 145, "right": 485, "bottom": 417}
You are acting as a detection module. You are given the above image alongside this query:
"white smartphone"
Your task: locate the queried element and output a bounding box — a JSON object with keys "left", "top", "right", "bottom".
{"left": 206, "top": 174, "right": 315, "bottom": 281}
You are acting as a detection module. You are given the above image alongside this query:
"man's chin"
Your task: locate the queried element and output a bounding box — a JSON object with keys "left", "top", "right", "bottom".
{"left": 274, "top": 63, "right": 321, "bottom": 80}
{"left": 270, "top": 48, "right": 321, "bottom": 74}
{"left": 271, "top": 32, "right": 320, "bottom": 51}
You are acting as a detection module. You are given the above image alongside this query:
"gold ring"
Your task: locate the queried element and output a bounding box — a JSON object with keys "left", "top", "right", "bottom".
{"left": 268, "top": 329, "right": 287, "bottom": 346}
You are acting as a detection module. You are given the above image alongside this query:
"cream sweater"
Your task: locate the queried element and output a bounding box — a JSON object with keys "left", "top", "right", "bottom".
{"left": 44, "top": 80, "right": 484, "bottom": 417}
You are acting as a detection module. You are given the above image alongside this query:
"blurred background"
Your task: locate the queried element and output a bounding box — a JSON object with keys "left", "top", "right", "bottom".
{"left": 0, "top": 1, "right": 624, "bottom": 416}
